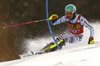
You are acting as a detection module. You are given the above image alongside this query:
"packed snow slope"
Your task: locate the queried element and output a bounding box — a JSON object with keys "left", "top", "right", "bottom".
{"left": 0, "top": 22, "right": 100, "bottom": 66}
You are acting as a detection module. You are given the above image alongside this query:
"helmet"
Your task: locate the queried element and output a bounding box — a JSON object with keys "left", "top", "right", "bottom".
{"left": 65, "top": 4, "right": 76, "bottom": 13}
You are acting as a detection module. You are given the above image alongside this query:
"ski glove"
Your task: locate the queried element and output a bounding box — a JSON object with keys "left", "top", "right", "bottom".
{"left": 88, "top": 36, "right": 95, "bottom": 44}
{"left": 49, "top": 14, "right": 58, "bottom": 23}
{"left": 51, "top": 15, "right": 58, "bottom": 23}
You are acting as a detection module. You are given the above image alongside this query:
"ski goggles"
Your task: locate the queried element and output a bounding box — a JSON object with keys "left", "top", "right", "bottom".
{"left": 65, "top": 12, "right": 73, "bottom": 16}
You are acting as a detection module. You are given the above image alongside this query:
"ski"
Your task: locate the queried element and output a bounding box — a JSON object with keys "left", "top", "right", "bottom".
{"left": 20, "top": 39, "right": 65, "bottom": 58}
{"left": 31, "top": 51, "right": 46, "bottom": 55}
{"left": 20, "top": 51, "right": 46, "bottom": 58}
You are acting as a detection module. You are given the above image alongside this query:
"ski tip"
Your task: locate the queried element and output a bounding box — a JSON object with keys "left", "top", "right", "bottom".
{"left": 31, "top": 51, "right": 35, "bottom": 55}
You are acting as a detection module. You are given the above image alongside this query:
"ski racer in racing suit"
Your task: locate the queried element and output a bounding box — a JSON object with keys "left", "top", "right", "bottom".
{"left": 51, "top": 4, "right": 95, "bottom": 44}
{"left": 41, "top": 4, "right": 95, "bottom": 52}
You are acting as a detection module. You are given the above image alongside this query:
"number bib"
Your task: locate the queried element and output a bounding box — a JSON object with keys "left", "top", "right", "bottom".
{"left": 66, "top": 15, "right": 84, "bottom": 34}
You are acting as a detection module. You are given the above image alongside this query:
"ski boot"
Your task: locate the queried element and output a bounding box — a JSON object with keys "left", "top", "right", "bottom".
{"left": 41, "top": 39, "right": 65, "bottom": 53}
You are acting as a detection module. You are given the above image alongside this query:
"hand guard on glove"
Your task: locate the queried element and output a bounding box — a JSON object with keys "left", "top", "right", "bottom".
{"left": 88, "top": 36, "right": 95, "bottom": 44}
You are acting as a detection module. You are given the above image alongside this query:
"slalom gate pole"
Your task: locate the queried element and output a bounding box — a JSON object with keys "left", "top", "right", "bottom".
{"left": 46, "top": 0, "right": 60, "bottom": 50}
{"left": 3, "top": 19, "right": 48, "bottom": 29}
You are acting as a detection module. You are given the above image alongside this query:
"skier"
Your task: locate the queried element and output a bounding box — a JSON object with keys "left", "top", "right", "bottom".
{"left": 41, "top": 4, "right": 95, "bottom": 52}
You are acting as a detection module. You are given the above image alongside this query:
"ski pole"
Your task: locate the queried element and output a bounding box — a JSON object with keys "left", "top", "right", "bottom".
{"left": 3, "top": 14, "right": 58, "bottom": 29}
{"left": 3, "top": 19, "right": 47, "bottom": 29}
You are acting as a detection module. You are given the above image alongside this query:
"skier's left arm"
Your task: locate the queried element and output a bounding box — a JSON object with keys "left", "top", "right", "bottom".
{"left": 80, "top": 16, "right": 95, "bottom": 44}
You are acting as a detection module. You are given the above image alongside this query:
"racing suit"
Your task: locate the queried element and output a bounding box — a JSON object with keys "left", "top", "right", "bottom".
{"left": 52, "top": 14, "right": 94, "bottom": 43}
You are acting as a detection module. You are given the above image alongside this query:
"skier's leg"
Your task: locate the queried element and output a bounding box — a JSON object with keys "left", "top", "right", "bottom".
{"left": 41, "top": 30, "right": 83, "bottom": 52}
{"left": 57, "top": 30, "right": 83, "bottom": 44}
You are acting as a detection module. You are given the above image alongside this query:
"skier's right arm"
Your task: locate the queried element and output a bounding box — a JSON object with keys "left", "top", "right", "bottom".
{"left": 51, "top": 15, "right": 66, "bottom": 25}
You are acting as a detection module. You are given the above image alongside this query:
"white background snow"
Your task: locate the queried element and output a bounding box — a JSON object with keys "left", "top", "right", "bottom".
{"left": 0, "top": 22, "right": 100, "bottom": 66}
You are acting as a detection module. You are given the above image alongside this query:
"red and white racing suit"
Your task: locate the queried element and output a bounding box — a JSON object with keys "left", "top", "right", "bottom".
{"left": 52, "top": 14, "right": 94, "bottom": 43}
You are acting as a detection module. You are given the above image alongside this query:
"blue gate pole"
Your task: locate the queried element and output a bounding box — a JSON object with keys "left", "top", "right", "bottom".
{"left": 46, "top": 0, "right": 60, "bottom": 50}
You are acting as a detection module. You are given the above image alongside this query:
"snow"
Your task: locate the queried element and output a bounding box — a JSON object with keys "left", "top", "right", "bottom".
{"left": 0, "top": 22, "right": 100, "bottom": 66}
